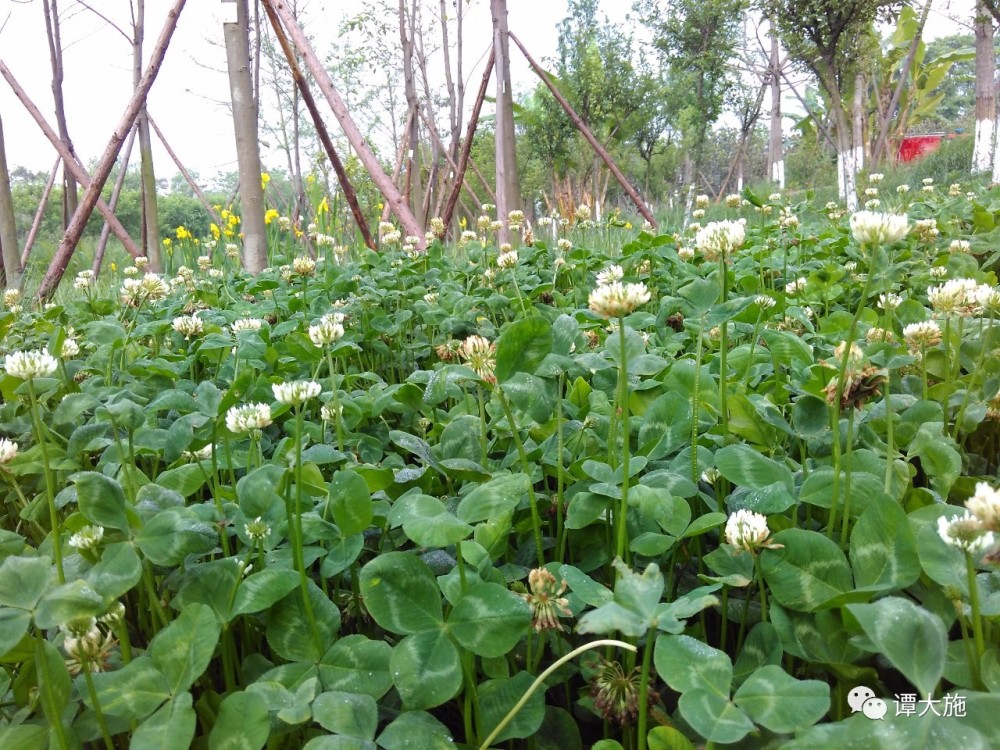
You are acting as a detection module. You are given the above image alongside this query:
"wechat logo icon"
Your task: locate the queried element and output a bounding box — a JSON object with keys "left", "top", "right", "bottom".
{"left": 848, "top": 686, "right": 887, "bottom": 720}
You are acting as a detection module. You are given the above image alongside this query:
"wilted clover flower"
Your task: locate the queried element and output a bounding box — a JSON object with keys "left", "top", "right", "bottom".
{"left": 966, "top": 482, "right": 1000, "bottom": 532}
{"left": 3, "top": 288, "right": 20, "bottom": 308}
{"left": 172, "top": 313, "right": 204, "bottom": 340}
{"left": 695, "top": 220, "right": 746, "bottom": 261}
{"left": 68, "top": 525, "right": 104, "bottom": 551}
{"left": 914, "top": 218, "right": 940, "bottom": 243}
{"left": 725, "top": 509, "right": 781, "bottom": 553}
{"left": 0, "top": 438, "right": 18, "bottom": 464}
{"left": 292, "top": 255, "right": 316, "bottom": 277}
{"left": 5, "top": 350, "right": 58, "bottom": 380}
{"left": 226, "top": 403, "right": 272, "bottom": 434}
{"left": 938, "top": 512, "right": 994, "bottom": 555}
{"left": 458, "top": 334, "right": 497, "bottom": 384}
{"left": 849, "top": 211, "right": 910, "bottom": 245}
{"left": 596, "top": 265, "right": 624, "bottom": 287}
{"left": 62, "top": 619, "right": 115, "bottom": 675}
{"left": 591, "top": 660, "right": 640, "bottom": 726}
{"left": 309, "top": 317, "right": 344, "bottom": 347}
{"left": 557, "top": 238, "right": 573, "bottom": 252}
{"left": 725, "top": 193, "right": 741, "bottom": 208}
{"left": 520, "top": 568, "right": 572, "bottom": 631}
{"left": 588, "top": 281, "right": 651, "bottom": 318}
{"left": 272, "top": 380, "right": 322, "bottom": 406}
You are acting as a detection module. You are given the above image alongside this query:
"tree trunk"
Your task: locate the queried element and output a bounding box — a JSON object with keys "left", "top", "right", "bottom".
{"left": 33, "top": 0, "right": 186, "bottom": 300}
{"left": 399, "top": 1, "right": 423, "bottom": 222}
{"left": 852, "top": 72, "right": 865, "bottom": 180}
{"left": 93, "top": 126, "right": 138, "bottom": 277}
{"left": 266, "top": 0, "right": 423, "bottom": 246}
{"left": 224, "top": 0, "right": 268, "bottom": 272}
{"left": 492, "top": 0, "right": 521, "bottom": 246}
{"left": 974, "top": 1, "right": 995, "bottom": 174}
{"left": 21, "top": 158, "right": 60, "bottom": 270}
{"left": 42, "top": 0, "right": 78, "bottom": 227}
{"left": 134, "top": 0, "right": 162, "bottom": 270}
{"left": 0, "top": 113, "right": 20, "bottom": 287}
{"left": 767, "top": 27, "right": 784, "bottom": 188}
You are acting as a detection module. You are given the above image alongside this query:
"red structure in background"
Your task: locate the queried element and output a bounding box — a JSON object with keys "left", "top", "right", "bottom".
{"left": 898, "top": 133, "right": 952, "bottom": 162}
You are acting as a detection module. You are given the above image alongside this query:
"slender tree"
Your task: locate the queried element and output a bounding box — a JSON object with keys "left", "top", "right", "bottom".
{"left": 132, "top": 0, "right": 162, "bottom": 269}
{"left": 973, "top": 1, "right": 995, "bottom": 174}
{"left": 0, "top": 113, "right": 21, "bottom": 287}
{"left": 41, "top": 0, "right": 78, "bottom": 226}
{"left": 492, "top": 0, "right": 521, "bottom": 244}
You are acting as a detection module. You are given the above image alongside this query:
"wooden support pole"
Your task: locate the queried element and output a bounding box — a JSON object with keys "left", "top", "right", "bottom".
{"left": 382, "top": 113, "right": 412, "bottom": 224}
{"left": 147, "top": 114, "right": 222, "bottom": 225}
{"left": 33, "top": 0, "right": 186, "bottom": 300}
{"left": 264, "top": 0, "right": 424, "bottom": 247}
{"left": 0, "top": 63, "right": 143, "bottom": 260}
{"left": 417, "top": 108, "right": 482, "bottom": 214}
{"left": 443, "top": 47, "right": 494, "bottom": 229}
{"left": 20, "top": 157, "right": 60, "bottom": 270}
{"left": 509, "top": 32, "right": 657, "bottom": 230}
{"left": 92, "top": 125, "right": 138, "bottom": 277}
{"left": 261, "top": 2, "right": 376, "bottom": 251}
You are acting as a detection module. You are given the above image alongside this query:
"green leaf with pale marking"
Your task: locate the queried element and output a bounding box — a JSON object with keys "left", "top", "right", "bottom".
{"left": 328, "top": 469, "right": 373, "bottom": 536}
{"left": 759, "top": 529, "right": 854, "bottom": 612}
{"left": 849, "top": 496, "right": 920, "bottom": 593}
{"left": 149, "top": 603, "right": 220, "bottom": 693}
{"left": 377, "top": 711, "right": 455, "bottom": 750}
{"left": 846, "top": 597, "right": 947, "bottom": 696}
{"left": 495, "top": 317, "right": 552, "bottom": 383}
{"left": 86, "top": 656, "right": 170, "bottom": 721}
{"left": 732, "top": 665, "right": 829, "bottom": 733}
{"left": 714, "top": 444, "right": 793, "bottom": 491}
{"left": 312, "top": 691, "right": 377, "bottom": 739}
{"left": 456, "top": 474, "right": 529, "bottom": 524}
{"left": 447, "top": 582, "right": 531, "bottom": 657}
{"left": 478, "top": 672, "right": 546, "bottom": 743}
{"left": 134, "top": 507, "right": 218, "bottom": 566}
{"left": 229, "top": 569, "right": 299, "bottom": 619}
{"left": 654, "top": 634, "right": 733, "bottom": 696}
{"left": 130, "top": 692, "right": 196, "bottom": 750}
{"left": 638, "top": 392, "right": 691, "bottom": 459}
{"left": 318, "top": 635, "right": 393, "bottom": 699}
{"left": 677, "top": 689, "right": 753, "bottom": 744}
{"left": 359, "top": 553, "right": 442, "bottom": 635}
{"left": 155, "top": 465, "right": 207, "bottom": 498}
{"left": 265, "top": 582, "right": 341, "bottom": 663}
{"left": 74, "top": 471, "right": 130, "bottom": 531}
{"left": 208, "top": 691, "right": 271, "bottom": 750}
{"left": 86, "top": 542, "right": 142, "bottom": 601}
{"left": 389, "top": 629, "right": 462, "bottom": 710}
{"left": 0, "top": 556, "right": 52, "bottom": 610}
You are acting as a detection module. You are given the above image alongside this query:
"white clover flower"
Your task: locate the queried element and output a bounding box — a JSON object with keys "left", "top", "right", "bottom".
{"left": 688, "top": 222, "right": 702, "bottom": 233}
{"left": 937, "top": 512, "right": 994, "bottom": 555}
{"left": 382, "top": 230, "right": 402, "bottom": 245}
{"left": 725, "top": 509, "right": 780, "bottom": 553}
{"left": 695, "top": 194, "right": 710, "bottom": 209}
{"left": 183, "top": 444, "right": 214, "bottom": 462}
{"left": 140, "top": 273, "right": 170, "bottom": 299}
{"left": 845, "top": 261, "right": 857, "bottom": 272}
{"left": 692, "top": 208, "right": 706, "bottom": 220}
{"left": 244, "top": 516, "right": 271, "bottom": 542}
{"left": 695, "top": 220, "right": 746, "bottom": 261}
{"left": 68, "top": 525, "right": 105, "bottom": 551}
{"left": 423, "top": 292, "right": 438, "bottom": 304}
{"left": 538, "top": 216, "right": 553, "bottom": 227}
{"left": 226, "top": 244, "right": 240, "bottom": 259}
{"left": 677, "top": 245, "right": 695, "bottom": 262}
{"left": 914, "top": 218, "right": 939, "bottom": 242}
{"left": 5, "top": 350, "right": 58, "bottom": 380}
{"left": 864, "top": 199, "right": 882, "bottom": 210}
{"left": 897, "top": 184, "right": 910, "bottom": 194}
{"left": 779, "top": 209, "right": 800, "bottom": 229}
{"left": 122, "top": 266, "right": 138, "bottom": 277}
{"left": 949, "top": 239, "right": 971, "bottom": 253}
{"left": 272, "top": 380, "right": 322, "bottom": 405}
{"left": 3, "top": 288, "right": 20, "bottom": 308}
{"left": 966, "top": 482, "right": 1000, "bottom": 531}
{"left": 557, "top": 238, "right": 573, "bottom": 252}
{"left": 458, "top": 334, "right": 497, "bottom": 384}
{"left": 208, "top": 268, "right": 224, "bottom": 279}
{"left": 225, "top": 403, "right": 272, "bottom": 434}
{"left": 866, "top": 327, "right": 895, "bottom": 343}
{"left": 755, "top": 295, "right": 776, "bottom": 309}
{"left": 321, "top": 403, "right": 342, "bottom": 422}
{"left": 928, "top": 278, "right": 979, "bottom": 315}
{"left": 929, "top": 265, "right": 948, "bottom": 278}
{"left": 868, "top": 173, "right": 884, "bottom": 184}
{"left": 785, "top": 277, "right": 807, "bottom": 296}
{"left": 497, "top": 250, "right": 519, "bottom": 269}
{"left": 172, "top": 314, "right": 204, "bottom": 339}
{"left": 849, "top": 211, "right": 910, "bottom": 245}
{"left": 309, "top": 318, "right": 344, "bottom": 347}
{"left": 923, "top": 177, "right": 935, "bottom": 186}
{"left": 725, "top": 194, "right": 741, "bottom": 208}
{"left": 949, "top": 183, "right": 962, "bottom": 196}
{"left": 134, "top": 256, "right": 149, "bottom": 270}
{"left": 833, "top": 340, "right": 864, "bottom": 367}
{"left": 292, "top": 255, "right": 316, "bottom": 277}
{"left": 877, "top": 292, "right": 902, "bottom": 311}
{"left": 197, "top": 255, "right": 212, "bottom": 271}
{"left": 588, "top": 281, "right": 651, "bottom": 318}
{"left": 863, "top": 187, "right": 879, "bottom": 198}
{"left": 61, "top": 339, "right": 80, "bottom": 359}
{"left": 922, "top": 185, "right": 935, "bottom": 193}
{"left": 974, "top": 284, "right": 1000, "bottom": 315}
{"left": 231, "top": 317, "right": 263, "bottom": 334}
{"left": 902, "top": 321, "right": 942, "bottom": 352}
{"left": 277, "top": 216, "right": 292, "bottom": 231}
{"left": 0, "top": 438, "right": 18, "bottom": 464}
{"left": 596, "top": 265, "right": 624, "bottom": 286}
{"left": 768, "top": 192, "right": 782, "bottom": 202}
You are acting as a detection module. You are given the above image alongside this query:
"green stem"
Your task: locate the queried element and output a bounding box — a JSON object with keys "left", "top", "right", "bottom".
{"left": 691, "top": 317, "right": 705, "bottom": 484}
{"left": 615, "top": 316, "right": 632, "bottom": 563}
{"left": 756, "top": 556, "right": 769, "bottom": 624}
{"left": 718, "top": 251, "right": 729, "bottom": 442}
{"left": 496, "top": 388, "right": 545, "bottom": 567}
{"left": 325, "top": 350, "right": 345, "bottom": 452}
{"left": 636, "top": 628, "right": 656, "bottom": 750}
{"left": 84, "top": 664, "right": 115, "bottom": 750}
{"left": 34, "top": 633, "right": 70, "bottom": 750}
{"left": 291, "top": 406, "right": 323, "bottom": 652}
{"left": 966, "top": 552, "right": 985, "bottom": 688}
{"left": 27, "top": 383, "right": 63, "bottom": 583}
{"left": 478, "top": 639, "right": 637, "bottom": 750}
{"left": 840, "top": 407, "right": 857, "bottom": 546}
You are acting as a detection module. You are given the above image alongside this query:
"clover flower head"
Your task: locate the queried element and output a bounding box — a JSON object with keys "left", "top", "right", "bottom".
{"left": 457, "top": 334, "right": 497, "bottom": 384}
{"left": 557, "top": 238, "right": 573, "bottom": 252}
{"left": 68, "top": 525, "right": 105, "bottom": 551}
{"left": 309, "top": 317, "right": 344, "bottom": 347}
{"left": 497, "top": 250, "right": 519, "bottom": 269}
{"left": 0, "top": 438, "right": 18, "bottom": 464}
{"left": 755, "top": 295, "right": 776, "bottom": 309}
{"left": 725, "top": 194, "right": 741, "bottom": 208}
{"left": 244, "top": 516, "right": 271, "bottom": 542}
{"left": 966, "top": 482, "right": 1000, "bottom": 531}
{"left": 588, "top": 281, "right": 651, "bottom": 318}
{"left": 596, "top": 265, "right": 624, "bottom": 287}
{"left": 272, "top": 380, "right": 322, "bottom": 406}
{"left": 4, "top": 349, "right": 58, "bottom": 380}
{"left": 902, "top": 321, "right": 942, "bottom": 353}
{"left": 521, "top": 568, "right": 572, "bottom": 631}
{"left": 937, "top": 512, "right": 994, "bottom": 555}
{"left": 849, "top": 211, "right": 910, "bottom": 245}
{"left": 725, "top": 509, "right": 780, "bottom": 553}
{"left": 695, "top": 220, "right": 745, "bottom": 261}
{"left": 784, "top": 277, "right": 807, "bottom": 296}
{"left": 225, "top": 403, "right": 273, "bottom": 434}
{"left": 231, "top": 317, "right": 263, "bottom": 334}
{"left": 61, "top": 338, "right": 80, "bottom": 359}
{"left": 928, "top": 278, "right": 979, "bottom": 315}
{"left": 172, "top": 313, "right": 204, "bottom": 339}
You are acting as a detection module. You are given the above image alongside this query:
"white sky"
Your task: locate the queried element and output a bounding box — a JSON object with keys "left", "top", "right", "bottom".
{"left": 0, "top": 0, "right": 978, "bottom": 181}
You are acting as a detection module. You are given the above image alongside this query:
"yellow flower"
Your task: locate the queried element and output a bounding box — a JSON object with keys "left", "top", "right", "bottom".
{"left": 175, "top": 226, "right": 190, "bottom": 240}
{"left": 261, "top": 172, "right": 270, "bottom": 189}
{"left": 163, "top": 238, "right": 173, "bottom": 246}
{"left": 213, "top": 204, "right": 222, "bottom": 212}
{"left": 110, "top": 262, "right": 117, "bottom": 272}
{"left": 264, "top": 209, "right": 280, "bottom": 225}
{"left": 210, "top": 222, "right": 221, "bottom": 239}
{"left": 459, "top": 217, "right": 467, "bottom": 229}
{"left": 295, "top": 228, "right": 304, "bottom": 238}
{"left": 306, "top": 174, "right": 316, "bottom": 184}
{"left": 221, "top": 209, "right": 231, "bottom": 221}
{"left": 228, "top": 213, "right": 240, "bottom": 227}
{"left": 317, "top": 196, "right": 329, "bottom": 215}
{"left": 224, "top": 229, "right": 234, "bottom": 238}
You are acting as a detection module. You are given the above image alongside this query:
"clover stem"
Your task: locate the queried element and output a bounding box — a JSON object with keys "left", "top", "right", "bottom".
{"left": 28, "top": 382, "right": 63, "bottom": 583}
{"left": 636, "top": 628, "right": 656, "bottom": 750}
{"left": 966, "top": 552, "right": 986, "bottom": 689}
{"left": 496, "top": 387, "right": 545, "bottom": 567}
{"left": 615, "top": 315, "right": 632, "bottom": 564}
